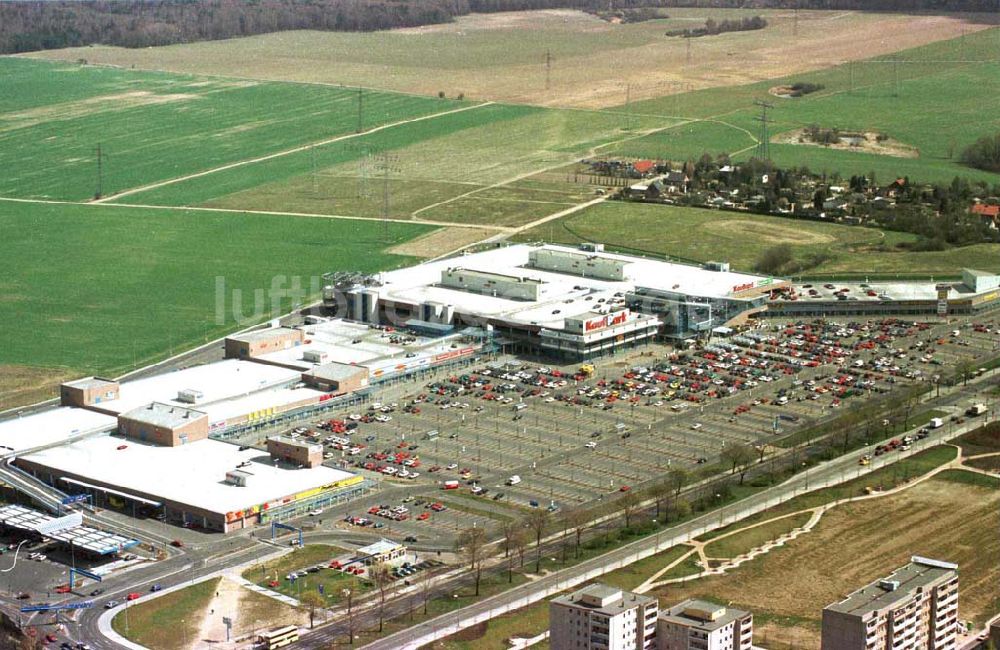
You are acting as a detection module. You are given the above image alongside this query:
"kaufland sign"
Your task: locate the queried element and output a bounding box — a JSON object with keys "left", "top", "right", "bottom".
{"left": 731, "top": 278, "right": 774, "bottom": 294}
{"left": 584, "top": 311, "right": 628, "bottom": 332}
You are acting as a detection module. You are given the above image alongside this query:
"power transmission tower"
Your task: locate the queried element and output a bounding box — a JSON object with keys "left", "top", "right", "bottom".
{"left": 753, "top": 100, "right": 774, "bottom": 161}
{"left": 94, "top": 143, "right": 106, "bottom": 200}
{"left": 356, "top": 88, "right": 364, "bottom": 133}
{"left": 311, "top": 147, "right": 318, "bottom": 195}
{"left": 545, "top": 50, "right": 553, "bottom": 91}
{"left": 371, "top": 151, "right": 401, "bottom": 242}
{"left": 624, "top": 83, "right": 631, "bottom": 131}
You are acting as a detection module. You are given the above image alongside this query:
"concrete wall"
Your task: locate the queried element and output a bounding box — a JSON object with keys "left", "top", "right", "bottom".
{"left": 440, "top": 268, "right": 542, "bottom": 301}
{"left": 267, "top": 437, "right": 323, "bottom": 468}
{"left": 821, "top": 609, "right": 870, "bottom": 650}
{"left": 224, "top": 328, "right": 304, "bottom": 359}
{"left": 528, "top": 249, "right": 630, "bottom": 282}
{"left": 60, "top": 379, "right": 120, "bottom": 408}
{"left": 302, "top": 364, "right": 368, "bottom": 394}
{"left": 118, "top": 413, "right": 209, "bottom": 447}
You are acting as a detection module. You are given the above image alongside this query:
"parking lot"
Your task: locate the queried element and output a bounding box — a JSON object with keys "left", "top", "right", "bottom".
{"left": 244, "top": 314, "right": 998, "bottom": 537}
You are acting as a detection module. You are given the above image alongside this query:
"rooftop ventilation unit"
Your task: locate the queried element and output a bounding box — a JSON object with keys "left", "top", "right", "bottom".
{"left": 176, "top": 389, "right": 204, "bottom": 404}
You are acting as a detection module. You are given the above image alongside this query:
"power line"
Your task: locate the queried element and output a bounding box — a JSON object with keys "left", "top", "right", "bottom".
{"left": 371, "top": 151, "right": 401, "bottom": 243}
{"left": 356, "top": 88, "right": 364, "bottom": 133}
{"left": 753, "top": 100, "right": 774, "bottom": 161}
{"left": 545, "top": 50, "right": 553, "bottom": 91}
{"left": 624, "top": 83, "right": 631, "bottom": 131}
{"left": 94, "top": 143, "right": 106, "bottom": 200}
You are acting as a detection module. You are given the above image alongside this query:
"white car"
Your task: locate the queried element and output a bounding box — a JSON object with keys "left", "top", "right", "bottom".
{"left": 446, "top": 463, "right": 458, "bottom": 470}
{"left": 308, "top": 509, "right": 323, "bottom": 516}
{"left": 585, "top": 441, "right": 597, "bottom": 449}
{"left": 407, "top": 472, "right": 420, "bottom": 480}
{"left": 691, "top": 423, "right": 703, "bottom": 430}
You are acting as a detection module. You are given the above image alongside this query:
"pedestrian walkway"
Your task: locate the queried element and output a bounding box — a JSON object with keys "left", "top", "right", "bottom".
{"left": 637, "top": 444, "right": 992, "bottom": 594}
{"left": 227, "top": 570, "right": 301, "bottom": 607}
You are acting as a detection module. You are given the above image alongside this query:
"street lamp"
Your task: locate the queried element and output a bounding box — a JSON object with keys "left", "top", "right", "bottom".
{"left": 342, "top": 588, "right": 354, "bottom": 645}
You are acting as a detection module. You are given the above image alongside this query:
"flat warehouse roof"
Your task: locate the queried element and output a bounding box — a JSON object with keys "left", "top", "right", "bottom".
{"left": 0, "top": 408, "right": 117, "bottom": 453}
{"left": 256, "top": 319, "right": 474, "bottom": 371}
{"left": 0, "top": 504, "right": 138, "bottom": 555}
{"left": 376, "top": 244, "right": 772, "bottom": 328}
{"left": 93, "top": 360, "right": 301, "bottom": 415}
{"left": 199, "top": 387, "right": 328, "bottom": 425}
{"left": 20, "top": 437, "right": 358, "bottom": 517}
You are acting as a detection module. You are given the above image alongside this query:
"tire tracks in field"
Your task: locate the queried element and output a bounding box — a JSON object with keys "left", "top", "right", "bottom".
{"left": 0, "top": 195, "right": 513, "bottom": 232}
{"left": 90, "top": 101, "right": 495, "bottom": 204}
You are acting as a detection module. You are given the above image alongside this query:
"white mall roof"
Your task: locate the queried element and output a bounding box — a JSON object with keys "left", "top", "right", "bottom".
{"left": 21, "top": 436, "right": 357, "bottom": 516}
{"left": 0, "top": 407, "right": 116, "bottom": 453}
{"left": 375, "top": 244, "right": 769, "bottom": 330}
{"left": 256, "top": 319, "right": 466, "bottom": 371}
{"left": 199, "top": 387, "right": 328, "bottom": 425}
{"left": 93, "top": 360, "right": 300, "bottom": 415}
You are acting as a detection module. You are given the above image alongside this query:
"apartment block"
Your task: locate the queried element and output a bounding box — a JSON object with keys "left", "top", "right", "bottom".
{"left": 822, "top": 556, "right": 959, "bottom": 650}
{"left": 550, "top": 583, "right": 659, "bottom": 650}
{"left": 656, "top": 599, "right": 753, "bottom": 650}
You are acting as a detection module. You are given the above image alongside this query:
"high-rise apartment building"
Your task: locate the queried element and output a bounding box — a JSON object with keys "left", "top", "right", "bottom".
{"left": 656, "top": 599, "right": 753, "bottom": 650}
{"left": 822, "top": 556, "right": 959, "bottom": 650}
{"left": 550, "top": 583, "right": 659, "bottom": 650}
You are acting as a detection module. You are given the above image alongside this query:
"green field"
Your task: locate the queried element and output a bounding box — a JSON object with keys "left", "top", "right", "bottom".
{"left": 130, "top": 104, "right": 668, "bottom": 227}
{"left": 702, "top": 513, "right": 812, "bottom": 559}
{"left": 618, "top": 28, "right": 1000, "bottom": 185}
{"left": 243, "top": 544, "right": 368, "bottom": 605}
{"left": 0, "top": 200, "right": 429, "bottom": 376}
{"left": 517, "top": 201, "right": 1000, "bottom": 275}
{"left": 112, "top": 577, "right": 220, "bottom": 650}
{"left": 0, "top": 57, "right": 464, "bottom": 201}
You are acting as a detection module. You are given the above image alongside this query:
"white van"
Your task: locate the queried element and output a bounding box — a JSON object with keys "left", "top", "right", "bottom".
{"left": 513, "top": 403, "right": 527, "bottom": 412}
{"left": 506, "top": 475, "right": 521, "bottom": 486}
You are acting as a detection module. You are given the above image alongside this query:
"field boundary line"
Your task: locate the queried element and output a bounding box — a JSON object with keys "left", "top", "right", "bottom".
{"left": 0, "top": 196, "right": 512, "bottom": 231}
{"left": 412, "top": 118, "right": 692, "bottom": 222}
{"left": 92, "top": 101, "right": 495, "bottom": 204}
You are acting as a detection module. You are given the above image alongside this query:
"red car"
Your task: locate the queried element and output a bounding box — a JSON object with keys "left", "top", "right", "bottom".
{"left": 126, "top": 592, "right": 141, "bottom": 601}
{"left": 619, "top": 485, "right": 631, "bottom": 492}
{"left": 417, "top": 512, "right": 430, "bottom": 521}
{"left": 54, "top": 585, "right": 71, "bottom": 594}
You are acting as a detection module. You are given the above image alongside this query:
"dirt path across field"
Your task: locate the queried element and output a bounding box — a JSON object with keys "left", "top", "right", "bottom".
{"left": 636, "top": 445, "right": 990, "bottom": 594}
{"left": 91, "top": 102, "right": 495, "bottom": 204}
{"left": 189, "top": 577, "right": 243, "bottom": 648}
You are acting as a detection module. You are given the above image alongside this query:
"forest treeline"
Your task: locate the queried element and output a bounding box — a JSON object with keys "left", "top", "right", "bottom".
{"left": 665, "top": 15, "right": 767, "bottom": 37}
{"left": 0, "top": 0, "right": 996, "bottom": 54}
